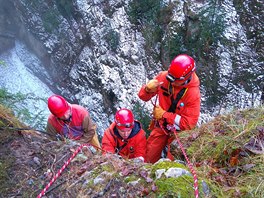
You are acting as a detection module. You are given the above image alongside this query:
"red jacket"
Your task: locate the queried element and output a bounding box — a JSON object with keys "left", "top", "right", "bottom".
{"left": 102, "top": 121, "right": 147, "bottom": 160}
{"left": 46, "top": 104, "right": 96, "bottom": 143}
{"left": 138, "top": 71, "right": 200, "bottom": 130}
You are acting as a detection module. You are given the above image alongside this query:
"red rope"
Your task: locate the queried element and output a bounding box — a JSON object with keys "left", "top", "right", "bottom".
{"left": 173, "top": 129, "right": 199, "bottom": 198}
{"left": 151, "top": 89, "right": 199, "bottom": 197}
{"left": 37, "top": 143, "right": 103, "bottom": 198}
{"left": 151, "top": 95, "right": 158, "bottom": 107}
{"left": 160, "top": 122, "right": 199, "bottom": 198}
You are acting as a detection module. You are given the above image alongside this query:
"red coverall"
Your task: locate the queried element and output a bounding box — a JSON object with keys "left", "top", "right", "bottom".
{"left": 46, "top": 104, "right": 100, "bottom": 147}
{"left": 138, "top": 71, "right": 200, "bottom": 163}
{"left": 102, "top": 121, "right": 147, "bottom": 160}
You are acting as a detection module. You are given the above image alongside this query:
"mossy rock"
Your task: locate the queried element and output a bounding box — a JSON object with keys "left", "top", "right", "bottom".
{"left": 155, "top": 176, "right": 195, "bottom": 197}
{"left": 150, "top": 161, "right": 187, "bottom": 177}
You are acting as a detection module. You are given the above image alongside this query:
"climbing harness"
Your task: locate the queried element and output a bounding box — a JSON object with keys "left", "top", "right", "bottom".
{"left": 115, "top": 139, "right": 128, "bottom": 155}
{"left": 150, "top": 86, "right": 199, "bottom": 198}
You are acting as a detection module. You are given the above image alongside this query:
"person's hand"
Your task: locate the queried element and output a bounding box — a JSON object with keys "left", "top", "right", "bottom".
{"left": 133, "top": 157, "right": 144, "bottom": 163}
{"left": 145, "top": 79, "right": 160, "bottom": 93}
{"left": 153, "top": 106, "right": 166, "bottom": 120}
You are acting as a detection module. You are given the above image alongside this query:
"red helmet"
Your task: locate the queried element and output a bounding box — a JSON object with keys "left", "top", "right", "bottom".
{"left": 115, "top": 108, "right": 134, "bottom": 130}
{"left": 48, "top": 95, "right": 69, "bottom": 117}
{"left": 167, "top": 54, "right": 196, "bottom": 82}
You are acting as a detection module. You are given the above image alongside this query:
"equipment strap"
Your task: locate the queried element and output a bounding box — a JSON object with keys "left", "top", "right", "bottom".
{"left": 115, "top": 140, "right": 128, "bottom": 154}
{"left": 109, "top": 129, "right": 128, "bottom": 154}
{"left": 168, "top": 87, "right": 187, "bottom": 113}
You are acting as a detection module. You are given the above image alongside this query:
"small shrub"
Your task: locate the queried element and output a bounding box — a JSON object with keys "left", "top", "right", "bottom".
{"left": 42, "top": 10, "right": 60, "bottom": 33}
{"left": 0, "top": 88, "right": 47, "bottom": 130}
{"left": 55, "top": 0, "right": 74, "bottom": 19}
{"left": 132, "top": 101, "right": 152, "bottom": 137}
{"left": 104, "top": 28, "right": 120, "bottom": 52}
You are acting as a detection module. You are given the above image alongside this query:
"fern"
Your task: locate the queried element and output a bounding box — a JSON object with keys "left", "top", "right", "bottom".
{"left": 0, "top": 88, "right": 47, "bottom": 130}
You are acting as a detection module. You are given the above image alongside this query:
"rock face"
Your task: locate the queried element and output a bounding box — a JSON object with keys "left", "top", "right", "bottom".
{"left": 0, "top": 0, "right": 263, "bottom": 134}
{"left": 1, "top": 0, "right": 150, "bottom": 134}
{"left": 0, "top": 1, "right": 16, "bottom": 53}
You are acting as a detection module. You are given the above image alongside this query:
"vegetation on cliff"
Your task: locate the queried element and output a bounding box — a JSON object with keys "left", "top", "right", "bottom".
{"left": 0, "top": 101, "right": 263, "bottom": 197}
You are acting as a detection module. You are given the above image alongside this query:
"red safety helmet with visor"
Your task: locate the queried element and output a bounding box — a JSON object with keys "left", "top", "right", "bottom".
{"left": 167, "top": 54, "right": 196, "bottom": 83}
{"left": 48, "top": 95, "right": 69, "bottom": 118}
{"left": 115, "top": 108, "right": 134, "bottom": 130}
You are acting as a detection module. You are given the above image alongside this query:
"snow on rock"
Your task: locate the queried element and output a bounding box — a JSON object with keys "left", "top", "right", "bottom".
{"left": 0, "top": 40, "right": 53, "bottom": 129}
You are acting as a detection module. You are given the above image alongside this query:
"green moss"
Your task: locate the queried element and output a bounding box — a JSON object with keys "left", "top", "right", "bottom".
{"left": 155, "top": 176, "right": 194, "bottom": 197}
{"left": 187, "top": 108, "right": 264, "bottom": 165}
{"left": 85, "top": 179, "right": 94, "bottom": 189}
{"left": 101, "top": 162, "right": 115, "bottom": 173}
{"left": 156, "top": 175, "right": 226, "bottom": 197}
{"left": 0, "top": 161, "right": 9, "bottom": 183}
{"left": 185, "top": 107, "right": 264, "bottom": 197}
{"left": 0, "top": 159, "right": 15, "bottom": 194}
{"left": 0, "top": 120, "right": 4, "bottom": 127}
{"left": 90, "top": 168, "right": 101, "bottom": 178}
{"left": 88, "top": 162, "right": 117, "bottom": 181}
{"left": 124, "top": 175, "right": 139, "bottom": 183}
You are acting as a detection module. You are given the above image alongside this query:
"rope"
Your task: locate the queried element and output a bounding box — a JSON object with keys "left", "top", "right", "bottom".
{"left": 150, "top": 85, "right": 199, "bottom": 197}
{"left": 172, "top": 129, "right": 199, "bottom": 198}
{"left": 160, "top": 121, "right": 199, "bottom": 198}
{"left": 151, "top": 95, "right": 158, "bottom": 107}
{"left": 37, "top": 143, "right": 103, "bottom": 198}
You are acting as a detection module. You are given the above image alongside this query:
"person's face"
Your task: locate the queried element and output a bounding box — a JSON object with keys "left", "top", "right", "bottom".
{"left": 171, "top": 79, "right": 186, "bottom": 86}
{"left": 58, "top": 108, "right": 71, "bottom": 120}
{"left": 167, "top": 71, "right": 192, "bottom": 87}
{"left": 117, "top": 128, "right": 132, "bottom": 139}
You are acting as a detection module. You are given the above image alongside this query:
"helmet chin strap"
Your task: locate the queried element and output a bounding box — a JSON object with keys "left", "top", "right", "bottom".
{"left": 181, "top": 75, "right": 192, "bottom": 86}
{"left": 57, "top": 115, "right": 72, "bottom": 123}
{"left": 65, "top": 104, "right": 73, "bottom": 123}
{"left": 64, "top": 115, "right": 72, "bottom": 123}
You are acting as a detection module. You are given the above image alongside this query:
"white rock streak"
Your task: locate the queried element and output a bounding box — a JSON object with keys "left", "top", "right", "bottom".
{"left": 0, "top": 41, "right": 53, "bottom": 129}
